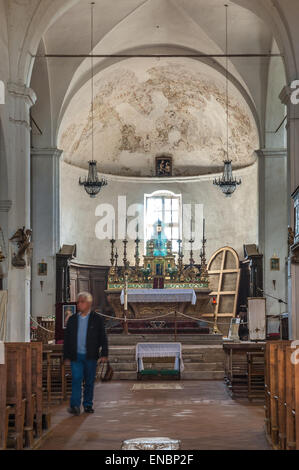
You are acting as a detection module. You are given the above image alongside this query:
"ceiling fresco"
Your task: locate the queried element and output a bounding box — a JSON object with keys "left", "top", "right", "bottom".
{"left": 58, "top": 58, "right": 259, "bottom": 177}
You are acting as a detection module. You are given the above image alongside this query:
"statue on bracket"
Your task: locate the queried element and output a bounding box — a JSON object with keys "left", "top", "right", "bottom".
{"left": 10, "top": 227, "right": 32, "bottom": 268}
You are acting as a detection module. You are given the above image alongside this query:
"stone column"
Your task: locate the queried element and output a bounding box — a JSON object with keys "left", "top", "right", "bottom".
{"left": 31, "top": 148, "right": 62, "bottom": 319}
{"left": 0, "top": 200, "right": 12, "bottom": 292}
{"left": 280, "top": 85, "right": 299, "bottom": 339}
{"left": 257, "top": 149, "right": 288, "bottom": 324}
{"left": 6, "top": 82, "right": 36, "bottom": 342}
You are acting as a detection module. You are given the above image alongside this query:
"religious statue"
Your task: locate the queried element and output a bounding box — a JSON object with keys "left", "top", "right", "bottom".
{"left": 10, "top": 227, "right": 32, "bottom": 268}
{"left": 150, "top": 220, "right": 168, "bottom": 257}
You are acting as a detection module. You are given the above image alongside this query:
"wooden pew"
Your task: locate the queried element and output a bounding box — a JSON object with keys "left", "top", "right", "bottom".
{"left": 5, "top": 344, "right": 25, "bottom": 450}
{"left": 223, "top": 342, "right": 265, "bottom": 398}
{"left": 269, "top": 342, "right": 279, "bottom": 447}
{"left": 265, "top": 341, "right": 299, "bottom": 450}
{"left": 285, "top": 345, "right": 296, "bottom": 450}
{"left": 7, "top": 343, "right": 35, "bottom": 448}
{"left": 3, "top": 343, "right": 44, "bottom": 449}
{"left": 295, "top": 348, "right": 299, "bottom": 450}
{"left": 277, "top": 341, "right": 291, "bottom": 450}
{"left": 0, "top": 351, "right": 7, "bottom": 449}
{"left": 30, "top": 343, "right": 43, "bottom": 438}
{"left": 247, "top": 351, "right": 264, "bottom": 400}
{"left": 42, "top": 345, "right": 66, "bottom": 404}
{"left": 264, "top": 341, "right": 271, "bottom": 439}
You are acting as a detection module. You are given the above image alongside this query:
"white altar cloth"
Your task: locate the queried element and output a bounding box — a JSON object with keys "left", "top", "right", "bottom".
{"left": 120, "top": 288, "right": 196, "bottom": 305}
{"left": 136, "top": 342, "right": 184, "bottom": 371}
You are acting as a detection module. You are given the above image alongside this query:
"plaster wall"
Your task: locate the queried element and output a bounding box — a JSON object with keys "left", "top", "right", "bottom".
{"left": 61, "top": 160, "right": 258, "bottom": 267}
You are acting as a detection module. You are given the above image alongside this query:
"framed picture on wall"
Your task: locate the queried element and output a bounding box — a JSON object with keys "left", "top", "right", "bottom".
{"left": 270, "top": 256, "right": 280, "bottom": 271}
{"left": 62, "top": 303, "right": 76, "bottom": 329}
{"left": 38, "top": 260, "right": 48, "bottom": 276}
{"left": 156, "top": 154, "right": 173, "bottom": 177}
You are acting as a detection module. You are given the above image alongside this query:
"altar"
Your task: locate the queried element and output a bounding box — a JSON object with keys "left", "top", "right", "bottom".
{"left": 105, "top": 287, "right": 212, "bottom": 325}
{"left": 136, "top": 342, "right": 184, "bottom": 380}
{"left": 105, "top": 219, "right": 214, "bottom": 332}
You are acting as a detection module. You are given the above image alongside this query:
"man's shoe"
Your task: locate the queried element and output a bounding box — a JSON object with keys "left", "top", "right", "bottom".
{"left": 67, "top": 406, "right": 81, "bottom": 416}
{"left": 84, "top": 406, "right": 95, "bottom": 414}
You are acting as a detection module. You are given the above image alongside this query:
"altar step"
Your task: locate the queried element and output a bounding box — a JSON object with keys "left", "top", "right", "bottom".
{"left": 108, "top": 333, "right": 223, "bottom": 346}
{"left": 110, "top": 361, "right": 224, "bottom": 372}
{"left": 109, "top": 345, "right": 225, "bottom": 381}
{"left": 112, "top": 371, "right": 224, "bottom": 380}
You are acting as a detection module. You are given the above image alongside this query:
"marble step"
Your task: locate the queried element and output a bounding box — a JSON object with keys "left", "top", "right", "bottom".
{"left": 183, "top": 362, "right": 224, "bottom": 371}
{"left": 108, "top": 334, "right": 223, "bottom": 346}
{"left": 109, "top": 345, "right": 224, "bottom": 354}
{"left": 110, "top": 361, "right": 224, "bottom": 372}
{"left": 109, "top": 354, "right": 224, "bottom": 365}
{"left": 109, "top": 349, "right": 225, "bottom": 363}
{"left": 112, "top": 370, "right": 224, "bottom": 381}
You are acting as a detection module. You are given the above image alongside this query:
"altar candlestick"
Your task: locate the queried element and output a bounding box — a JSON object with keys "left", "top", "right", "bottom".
{"left": 110, "top": 238, "right": 115, "bottom": 267}
{"left": 123, "top": 271, "right": 129, "bottom": 334}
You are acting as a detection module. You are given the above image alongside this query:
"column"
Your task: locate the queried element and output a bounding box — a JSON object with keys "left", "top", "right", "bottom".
{"left": 31, "top": 148, "right": 62, "bottom": 319}
{"left": 6, "top": 82, "right": 36, "bottom": 342}
{"left": 0, "top": 200, "right": 12, "bottom": 292}
{"left": 280, "top": 85, "right": 299, "bottom": 339}
{"left": 258, "top": 149, "right": 288, "bottom": 323}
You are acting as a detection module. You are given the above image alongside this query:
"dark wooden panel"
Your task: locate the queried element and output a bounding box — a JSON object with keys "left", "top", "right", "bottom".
{"left": 77, "top": 278, "right": 90, "bottom": 293}
{"left": 69, "top": 264, "right": 110, "bottom": 312}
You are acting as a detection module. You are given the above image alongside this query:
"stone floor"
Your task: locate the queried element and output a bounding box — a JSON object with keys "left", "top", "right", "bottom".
{"left": 38, "top": 381, "right": 270, "bottom": 450}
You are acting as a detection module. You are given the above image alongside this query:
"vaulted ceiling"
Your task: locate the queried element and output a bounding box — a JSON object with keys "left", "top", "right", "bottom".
{"left": 30, "top": 0, "right": 286, "bottom": 176}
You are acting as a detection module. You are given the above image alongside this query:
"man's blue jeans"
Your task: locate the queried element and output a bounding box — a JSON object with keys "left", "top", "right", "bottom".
{"left": 70, "top": 353, "right": 97, "bottom": 408}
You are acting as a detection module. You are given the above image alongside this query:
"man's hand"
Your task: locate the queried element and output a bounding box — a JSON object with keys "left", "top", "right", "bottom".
{"left": 98, "top": 356, "right": 108, "bottom": 364}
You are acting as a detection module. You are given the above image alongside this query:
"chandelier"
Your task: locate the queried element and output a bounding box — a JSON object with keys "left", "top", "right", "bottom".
{"left": 213, "top": 160, "right": 241, "bottom": 197}
{"left": 79, "top": 2, "right": 107, "bottom": 198}
{"left": 213, "top": 5, "right": 241, "bottom": 197}
{"left": 79, "top": 160, "right": 107, "bottom": 198}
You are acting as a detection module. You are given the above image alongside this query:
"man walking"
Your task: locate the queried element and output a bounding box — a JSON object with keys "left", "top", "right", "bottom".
{"left": 63, "top": 292, "right": 108, "bottom": 415}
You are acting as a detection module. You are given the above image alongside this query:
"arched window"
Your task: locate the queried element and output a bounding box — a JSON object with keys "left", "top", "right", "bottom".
{"left": 144, "top": 190, "right": 182, "bottom": 253}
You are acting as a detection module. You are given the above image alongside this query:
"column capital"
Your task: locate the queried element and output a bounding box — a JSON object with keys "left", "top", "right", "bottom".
{"left": 0, "top": 200, "right": 12, "bottom": 212}
{"left": 7, "top": 81, "right": 36, "bottom": 107}
{"left": 31, "top": 147, "right": 63, "bottom": 159}
{"left": 257, "top": 148, "right": 287, "bottom": 159}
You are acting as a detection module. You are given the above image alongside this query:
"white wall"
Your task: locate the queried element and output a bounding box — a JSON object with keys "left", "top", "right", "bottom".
{"left": 61, "top": 160, "right": 258, "bottom": 266}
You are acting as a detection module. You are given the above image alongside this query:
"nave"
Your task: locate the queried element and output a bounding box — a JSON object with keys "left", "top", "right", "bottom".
{"left": 38, "top": 381, "right": 269, "bottom": 451}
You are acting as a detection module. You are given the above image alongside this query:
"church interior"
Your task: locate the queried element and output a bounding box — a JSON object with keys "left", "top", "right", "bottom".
{"left": 1, "top": 0, "right": 299, "bottom": 453}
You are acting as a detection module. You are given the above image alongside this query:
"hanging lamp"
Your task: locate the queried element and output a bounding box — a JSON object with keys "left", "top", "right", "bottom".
{"left": 79, "top": 2, "right": 107, "bottom": 198}
{"left": 213, "top": 4, "right": 241, "bottom": 197}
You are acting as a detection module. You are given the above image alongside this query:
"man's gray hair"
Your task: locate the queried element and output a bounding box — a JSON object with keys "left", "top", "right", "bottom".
{"left": 77, "top": 291, "right": 93, "bottom": 303}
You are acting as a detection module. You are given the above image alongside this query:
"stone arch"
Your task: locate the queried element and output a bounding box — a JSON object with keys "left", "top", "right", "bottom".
{"left": 17, "top": 0, "right": 297, "bottom": 92}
